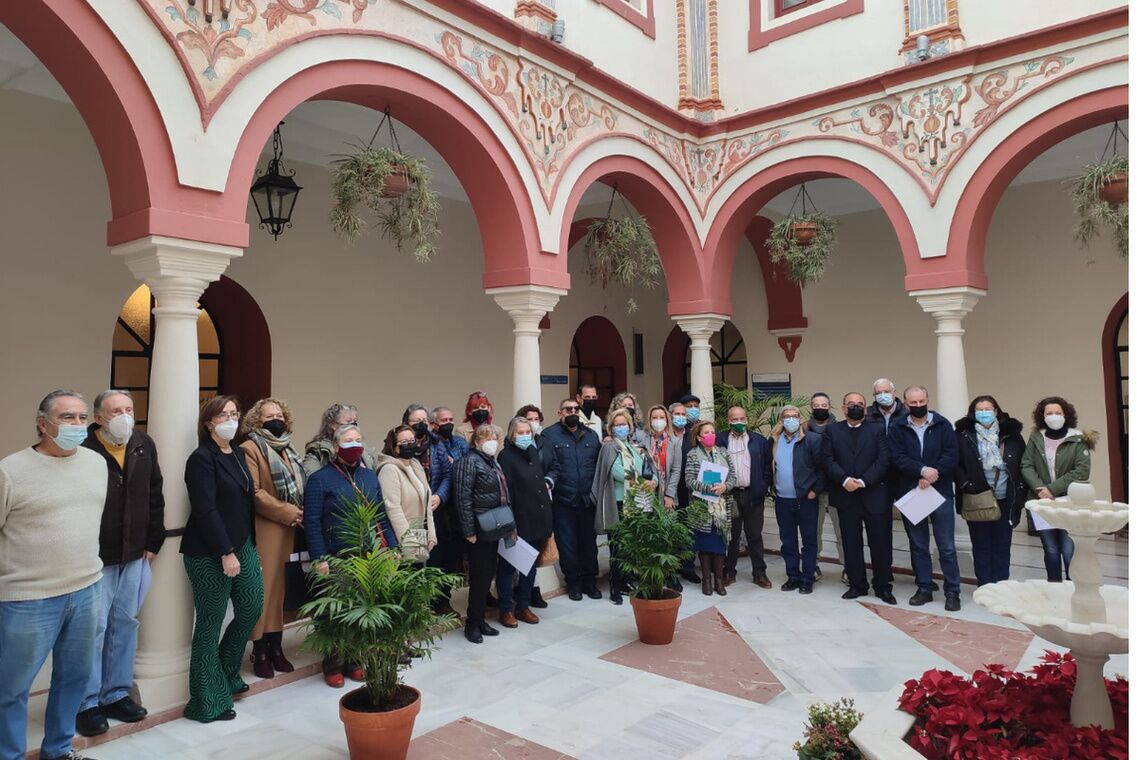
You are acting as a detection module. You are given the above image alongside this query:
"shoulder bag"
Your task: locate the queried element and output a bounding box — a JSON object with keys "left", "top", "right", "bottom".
{"left": 961, "top": 489, "right": 1000, "bottom": 522}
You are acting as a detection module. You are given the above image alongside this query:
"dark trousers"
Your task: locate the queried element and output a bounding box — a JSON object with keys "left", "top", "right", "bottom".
{"left": 839, "top": 503, "right": 894, "bottom": 595}
{"left": 726, "top": 489, "right": 767, "bottom": 578}
{"left": 465, "top": 539, "right": 499, "bottom": 625}
{"left": 775, "top": 496, "right": 818, "bottom": 584}
{"left": 428, "top": 505, "right": 465, "bottom": 574}
{"left": 967, "top": 497, "right": 1014, "bottom": 585}
{"left": 553, "top": 503, "right": 599, "bottom": 589}
{"left": 903, "top": 496, "right": 961, "bottom": 595}
{"left": 495, "top": 556, "right": 537, "bottom": 613}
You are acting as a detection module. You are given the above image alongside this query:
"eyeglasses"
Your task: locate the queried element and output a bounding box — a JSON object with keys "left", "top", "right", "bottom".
{"left": 213, "top": 410, "right": 240, "bottom": 421}
{"left": 561, "top": 405, "right": 580, "bottom": 413}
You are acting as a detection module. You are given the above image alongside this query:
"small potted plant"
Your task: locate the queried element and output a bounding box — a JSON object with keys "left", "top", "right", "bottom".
{"left": 329, "top": 143, "right": 441, "bottom": 262}
{"left": 792, "top": 698, "right": 864, "bottom": 760}
{"left": 300, "top": 496, "right": 461, "bottom": 760}
{"left": 767, "top": 212, "right": 838, "bottom": 285}
{"left": 606, "top": 483, "right": 695, "bottom": 645}
{"left": 584, "top": 210, "right": 662, "bottom": 314}
{"left": 1071, "top": 153, "right": 1128, "bottom": 260}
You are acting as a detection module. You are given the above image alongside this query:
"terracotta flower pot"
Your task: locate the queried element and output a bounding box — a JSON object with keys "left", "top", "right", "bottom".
{"left": 629, "top": 588, "right": 682, "bottom": 645}
{"left": 787, "top": 221, "right": 818, "bottom": 246}
{"left": 1098, "top": 172, "right": 1128, "bottom": 205}
{"left": 380, "top": 168, "right": 413, "bottom": 198}
{"left": 339, "top": 684, "right": 421, "bottom": 760}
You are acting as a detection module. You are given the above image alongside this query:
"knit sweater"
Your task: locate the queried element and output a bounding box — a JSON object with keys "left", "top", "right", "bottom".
{"left": 0, "top": 446, "right": 107, "bottom": 601}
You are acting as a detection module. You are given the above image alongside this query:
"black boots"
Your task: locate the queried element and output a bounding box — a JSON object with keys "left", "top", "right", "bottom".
{"left": 699, "top": 553, "right": 713, "bottom": 596}
{"left": 711, "top": 554, "right": 727, "bottom": 596}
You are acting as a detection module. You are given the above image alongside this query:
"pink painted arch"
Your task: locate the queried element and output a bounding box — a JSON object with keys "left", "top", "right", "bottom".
{"left": 703, "top": 156, "right": 921, "bottom": 307}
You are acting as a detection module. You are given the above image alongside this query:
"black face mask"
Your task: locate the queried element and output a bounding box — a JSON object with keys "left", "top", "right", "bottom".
{"left": 471, "top": 409, "right": 490, "bottom": 425}
{"left": 397, "top": 442, "right": 419, "bottom": 459}
{"left": 811, "top": 409, "right": 830, "bottom": 422}
{"left": 411, "top": 421, "right": 429, "bottom": 438}
{"left": 580, "top": 400, "right": 596, "bottom": 417}
{"left": 908, "top": 405, "right": 928, "bottom": 419}
{"left": 563, "top": 414, "right": 580, "bottom": 429}
{"left": 437, "top": 423, "right": 454, "bottom": 438}
{"left": 263, "top": 419, "right": 287, "bottom": 438}
{"left": 847, "top": 405, "right": 866, "bottom": 421}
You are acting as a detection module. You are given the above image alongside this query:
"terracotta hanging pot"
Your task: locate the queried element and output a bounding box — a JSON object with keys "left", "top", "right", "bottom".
{"left": 380, "top": 167, "right": 413, "bottom": 198}
{"left": 629, "top": 589, "right": 682, "bottom": 645}
{"left": 1098, "top": 171, "right": 1128, "bottom": 205}
{"left": 339, "top": 685, "right": 421, "bottom": 760}
{"left": 787, "top": 221, "right": 818, "bottom": 246}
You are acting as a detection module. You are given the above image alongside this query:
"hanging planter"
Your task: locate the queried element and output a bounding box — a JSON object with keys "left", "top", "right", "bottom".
{"left": 766, "top": 183, "right": 838, "bottom": 285}
{"left": 1069, "top": 121, "right": 1128, "bottom": 261}
{"left": 329, "top": 108, "right": 441, "bottom": 262}
{"left": 583, "top": 186, "right": 662, "bottom": 313}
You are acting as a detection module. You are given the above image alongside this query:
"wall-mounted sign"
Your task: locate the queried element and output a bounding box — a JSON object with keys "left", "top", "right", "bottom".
{"left": 540, "top": 375, "right": 569, "bottom": 385}
{"left": 752, "top": 372, "right": 791, "bottom": 399}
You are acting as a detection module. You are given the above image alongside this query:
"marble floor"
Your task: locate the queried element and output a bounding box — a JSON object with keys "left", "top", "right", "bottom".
{"left": 73, "top": 522, "right": 1129, "bottom": 760}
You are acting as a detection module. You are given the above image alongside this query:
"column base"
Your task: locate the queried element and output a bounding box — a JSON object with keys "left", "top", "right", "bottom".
{"left": 133, "top": 645, "right": 193, "bottom": 713}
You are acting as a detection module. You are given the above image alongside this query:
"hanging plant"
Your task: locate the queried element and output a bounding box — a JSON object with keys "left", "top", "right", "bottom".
{"left": 1071, "top": 160, "right": 1128, "bottom": 261}
{"left": 766, "top": 183, "right": 838, "bottom": 285}
{"left": 329, "top": 109, "right": 441, "bottom": 262}
{"left": 583, "top": 187, "right": 662, "bottom": 313}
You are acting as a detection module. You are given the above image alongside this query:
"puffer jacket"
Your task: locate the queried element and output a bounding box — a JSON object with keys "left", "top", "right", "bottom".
{"left": 1021, "top": 427, "right": 1097, "bottom": 498}
{"left": 954, "top": 416, "right": 1028, "bottom": 526}
{"left": 454, "top": 448, "right": 508, "bottom": 541}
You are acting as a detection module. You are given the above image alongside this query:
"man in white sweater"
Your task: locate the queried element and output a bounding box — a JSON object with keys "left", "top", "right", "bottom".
{"left": 0, "top": 390, "right": 106, "bottom": 760}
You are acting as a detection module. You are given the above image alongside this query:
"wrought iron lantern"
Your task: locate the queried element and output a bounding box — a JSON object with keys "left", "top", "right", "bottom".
{"left": 250, "top": 122, "right": 301, "bottom": 240}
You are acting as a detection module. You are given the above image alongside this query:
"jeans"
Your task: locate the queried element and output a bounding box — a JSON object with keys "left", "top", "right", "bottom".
{"left": 0, "top": 583, "right": 98, "bottom": 760}
{"left": 552, "top": 503, "right": 599, "bottom": 589}
{"left": 903, "top": 495, "right": 961, "bottom": 595}
{"left": 726, "top": 489, "right": 766, "bottom": 578}
{"left": 1039, "top": 528, "right": 1074, "bottom": 582}
{"left": 774, "top": 496, "right": 819, "bottom": 584}
{"left": 495, "top": 556, "right": 537, "bottom": 613}
{"left": 967, "top": 498, "right": 1013, "bottom": 585}
{"left": 81, "top": 559, "right": 144, "bottom": 711}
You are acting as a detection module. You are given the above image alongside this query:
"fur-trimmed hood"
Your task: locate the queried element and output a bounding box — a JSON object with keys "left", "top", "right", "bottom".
{"left": 954, "top": 416, "right": 1024, "bottom": 438}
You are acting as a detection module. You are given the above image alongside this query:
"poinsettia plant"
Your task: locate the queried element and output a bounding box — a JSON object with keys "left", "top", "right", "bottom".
{"left": 899, "top": 651, "right": 1128, "bottom": 760}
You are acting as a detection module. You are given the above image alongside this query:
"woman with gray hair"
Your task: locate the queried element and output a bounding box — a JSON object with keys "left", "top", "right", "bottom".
{"left": 302, "top": 403, "right": 375, "bottom": 475}
{"left": 609, "top": 392, "right": 651, "bottom": 448}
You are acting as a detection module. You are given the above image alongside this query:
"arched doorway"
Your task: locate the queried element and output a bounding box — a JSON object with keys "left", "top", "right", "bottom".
{"left": 662, "top": 321, "right": 748, "bottom": 405}
{"left": 569, "top": 316, "right": 627, "bottom": 410}
{"left": 1103, "top": 294, "right": 1128, "bottom": 502}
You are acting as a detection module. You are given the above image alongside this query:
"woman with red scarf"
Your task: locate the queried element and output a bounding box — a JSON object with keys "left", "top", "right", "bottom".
{"left": 455, "top": 392, "right": 504, "bottom": 452}
{"left": 645, "top": 404, "right": 682, "bottom": 509}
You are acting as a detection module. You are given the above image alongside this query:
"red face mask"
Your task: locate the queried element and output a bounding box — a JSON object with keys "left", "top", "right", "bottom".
{"left": 700, "top": 433, "right": 717, "bottom": 448}
{"left": 338, "top": 443, "right": 365, "bottom": 465}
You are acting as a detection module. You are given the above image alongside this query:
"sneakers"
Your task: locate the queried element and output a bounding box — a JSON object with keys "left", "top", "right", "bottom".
{"left": 44, "top": 752, "right": 99, "bottom": 760}
{"left": 909, "top": 589, "right": 934, "bottom": 607}
{"left": 74, "top": 707, "right": 108, "bottom": 737}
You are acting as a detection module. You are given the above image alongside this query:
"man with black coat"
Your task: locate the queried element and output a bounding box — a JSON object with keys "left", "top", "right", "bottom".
{"left": 808, "top": 392, "right": 844, "bottom": 582}
{"left": 888, "top": 386, "right": 961, "bottom": 611}
{"left": 76, "top": 390, "right": 165, "bottom": 737}
{"left": 821, "top": 392, "right": 896, "bottom": 605}
{"left": 515, "top": 404, "right": 559, "bottom": 608}
{"left": 716, "top": 405, "right": 773, "bottom": 588}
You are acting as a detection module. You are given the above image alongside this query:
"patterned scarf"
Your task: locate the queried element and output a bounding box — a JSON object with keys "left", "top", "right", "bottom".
{"left": 702, "top": 448, "right": 732, "bottom": 546}
{"left": 975, "top": 423, "right": 1002, "bottom": 472}
{"left": 250, "top": 430, "right": 305, "bottom": 506}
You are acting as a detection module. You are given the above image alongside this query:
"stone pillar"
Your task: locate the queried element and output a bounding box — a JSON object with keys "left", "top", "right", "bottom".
{"left": 910, "top": 287, "right": 984, "bottom": 420}
{"left": 112, "top": 236, "right": 241, "bottom": 712}
{"left": 673, "top": 313, "right": 728, "bottom": 421}
{"left": 488, "top": 285, "right": 567, "bottom": 412}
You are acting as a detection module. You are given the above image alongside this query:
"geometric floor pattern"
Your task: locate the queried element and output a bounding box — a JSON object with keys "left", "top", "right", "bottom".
{"left": 408, "top": 717, "right": 573, "bottom": 759}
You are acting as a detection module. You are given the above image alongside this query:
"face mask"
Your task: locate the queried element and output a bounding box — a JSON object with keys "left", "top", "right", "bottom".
{"left": 686, "top": 407, "right": 701, "bottom": 422}
{"left": 1044, "top": 414, "right": 1066, "bottom": 431}
{"left": 975, "top": 410, "right": 996, "bottom": 427}
{"left": 652, "top": 418, "right": 668, "bottom": 432}
{"left": 52, "top": 424, "right": 88, "bottom": 451}
{"left": 563, "top": 414, "right": 579, "bottom": 429}
{"left": 514, "top": 435, "right": 533, "bottom": 450}
{"left": 437, "top": 423, "right": 454, "bottom": 438}
{"left": 811, "top": 408, "right": 830, "bottom": 422}
{"left": 672, "top": 415, "right": 687, "bottom": 429}
{"left": 262, "top": 418, "right": 286, "bottom": 438}
{"left": 699, "top": 433, "right": 717, "bottom": 448}
{"left": 875, "top": 392, "right": 894, "bottom": 408}
{"left": 104, "top": 413, "right": 135, "bottom": 445}
{"left": 730, "top": 422, "right": 747, "bottom": 433}
{"left": 529, "top": 422, "right": 542, "bottom": 436}
{"left": 783, "top": 418, "right": 801, "bottom": 434}
{"left": 480, "top": 439, "right": 499, "bottom": 457}
{"left": 214, "top": 420, "right": 239, "bottom": 442}
{"left": 411, "top": 421, "right": 429, "bottom": 438}
{"left": 908, "top": 405, "right": 928, "bottom": 419}
{"left": 471, "top": 409, "right": 490, "bottom": 425}
{"left": 397, "top": 442, "right": 419, "bottom": 459}
{"left": 847, "top": 405, "right": 865, "bottom": 422}
{"left": 613, "top": 425, "right": 630, "bottom": 440}
{"left": 581, "top": 400, "right": 597, "bottom": 417}
{"left": 338, "top": 442, "right": 364, "bottom": 465}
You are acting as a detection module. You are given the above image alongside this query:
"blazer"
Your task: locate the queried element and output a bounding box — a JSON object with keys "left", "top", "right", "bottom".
{"left": 768, "top": 424, "right": 824, "bottom": 500}
{"left": 886, "top": 412, "right": 958, "bottom": 500}
{"left": 83, "top": 426, "right": 166, "bottom": 565}
{"left": 714, "top": 430, "right": 772, "bottom": 508}
{"left": 181, "top": 438, "right": 255, "bottom": 557}
{"left": 820, "top": 422, "right": 891, "bottom": 514}
{"left": 592, "top": 439, "right": 654, "bottom": 533}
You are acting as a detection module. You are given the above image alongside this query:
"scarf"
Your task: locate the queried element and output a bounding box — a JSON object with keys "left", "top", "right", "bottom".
{"left": 616, "top": 441, "right": 640, "bottom": 494}
{"left": 975, "top": 423, "right": 1002, "bottom": 472}
{"left": 251, "top": 430, "right": 305, "bottom": 506}
{"left": 701, "top": 447, "right": 731, "bottom": 545}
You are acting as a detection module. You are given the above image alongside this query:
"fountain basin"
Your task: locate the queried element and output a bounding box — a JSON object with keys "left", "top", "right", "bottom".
{"left": 973, "top": 580, "right": 1128, "bottom": 652}
{"left": 1026, "top": 499, "right": 1129, "bottom": 537}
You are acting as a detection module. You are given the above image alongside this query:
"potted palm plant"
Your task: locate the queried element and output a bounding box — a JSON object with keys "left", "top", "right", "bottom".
{"left": 300, "top": 496, "right": 461, "bottom": 760}
{"left": 714, "top": 383, "right": 811, "bottom": 436}
{"left": 607, "top": 483, "right": 696, "bottom": 645}
{"left": 583, "top": 188, "right": 663, "bottom": 313}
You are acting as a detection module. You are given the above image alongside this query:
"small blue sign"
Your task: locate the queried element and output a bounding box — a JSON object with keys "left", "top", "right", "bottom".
{"left": 541, "top": 375, "right": 569, "bottom": 385}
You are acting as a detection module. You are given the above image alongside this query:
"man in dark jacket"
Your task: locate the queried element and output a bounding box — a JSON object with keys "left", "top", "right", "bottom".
{"left": 408, "top": 405, "right": 461, "bottom": 611}
{"left": 866, "top": 378, "right": 907, "bottom": 434}
{"left": 76, "top": 390, "right": 165, "bottom": 737}
{"left": 716, "top": 405, "right": 773, "bottom": 588}
{"left": 543, "top": 398, "right": 601, "bottom": 600}
{"left": 516, "top": 404, "right": 559, "bottom": 608}
{"left": 888, "top": 386, "right": 961, "bottom": 611}
{"left": 808, "top": 392, "right": 844, "bottom": 582}
{"left": 821, "top": 392, "right": 896, "bottom": 605}
{"left": 769, "top": 406, "right": 822, "bottom": 593}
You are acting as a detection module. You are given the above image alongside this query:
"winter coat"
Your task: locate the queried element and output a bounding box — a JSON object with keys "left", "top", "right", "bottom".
{"left": 454, "top": 449, "right": 508, "bottom": 541}
{"left": 83, "top": 426, "right": 166, "bottom": 565}
{"left": 887, "top": 412, "right": 959, "bottom": 500}
{"left": 303, "top": 462, "right": 397, "bottom": 559}
{"left": 302, "top": 439, "right": 377, "bottom": 476}
{"left": 866, "top": 398, "right": 907, "bottom": 434}
{"left": 954, "top": 416, "right": 1028, "bottom": 526}
{"left": 684, "top": 445, "right": 739, "bottom": 532}
{"left": 806, "top": 413, "right": 837, "bottom": 489}
{"left": 543, "top": 422, "right": 601, "bottom": 509}
{"left": 768, "top": 424, "right": 824, "bottom": 500}
{"left": 416, "top": 434, "right": 454, "bottom": 506}
{"left": 592, "top": 440, "right": 654, "bottom": 533}
{"left": 497, "top": 443, "right": 553, "bottom": 546}
{"left": 376, "top": 455, "right": 436, "bottom": 553}
{"left": 1021, "top": 428, "right": 1097, "bottom": 498}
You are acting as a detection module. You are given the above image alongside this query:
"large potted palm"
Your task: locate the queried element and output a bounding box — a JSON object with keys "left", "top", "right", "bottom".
{"left": 300, "top": 496, "right": 461, "bottom": 760}
{"left": 607, "top": 484, "right": 696, "bottom": 645}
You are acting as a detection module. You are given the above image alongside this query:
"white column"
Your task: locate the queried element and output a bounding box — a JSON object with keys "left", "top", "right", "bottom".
{"left": 112, "top": 236, "right": 241, "bottom": 712}
{"left": 488, "top": 285, "right": 567, "bottom": 411}
{"left": 674, "top": 313, "right": 728, "bottom": 421}
{"left": 910, "top": 287, "right": 985, "bottom": 418}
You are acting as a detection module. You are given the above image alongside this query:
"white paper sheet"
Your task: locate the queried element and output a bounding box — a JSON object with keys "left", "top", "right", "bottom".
{"left": 1030, "top": 509, "right": 1057, "bottom": 531}
{"left": 694, "top": 460, "right": 730, "bottom": 503}
{"left": 894, "top": 485, "right": 946, "bottom": 524}
{"left": 498, "top": 536, "right": 539, "bottom": 575}
{"left": 137, "top": 558, "right": 153, "bottom": 609}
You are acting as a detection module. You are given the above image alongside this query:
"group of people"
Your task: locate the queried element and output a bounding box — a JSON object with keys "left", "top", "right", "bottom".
{"left": 0, "top": 380, "right": 1097, "bottom": 759}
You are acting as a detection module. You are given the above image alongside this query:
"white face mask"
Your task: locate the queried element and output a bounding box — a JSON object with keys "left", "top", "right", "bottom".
{"left": 214, "top": 419, "right": 240, "bottom": 441}
{"left": 529, "top": 422, "right": 542, "bottom": 436}
{"left": 480, "top": 439, "right": 499, "bottom": 457}
{"left": 1044, "top": 414, "right": 1066, "bottom": 431}
{"left": 651, "top": 418, "right": 668, "bottom": 432}
{"left": 104, "top": 413, "right": 135, "bottom": 446}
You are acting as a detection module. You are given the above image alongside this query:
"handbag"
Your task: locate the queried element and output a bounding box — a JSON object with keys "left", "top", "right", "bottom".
{"left": 961, "top": 489, "right": 1000, "bottom": 522}
{"left": 475, "top": 505, "right": 516, "bottom": 540}
{"left": 537, "top": 536, "right": 559, "bottom": 567}
{"left": 402, "top": 526, "right": 430, "bottom": 562}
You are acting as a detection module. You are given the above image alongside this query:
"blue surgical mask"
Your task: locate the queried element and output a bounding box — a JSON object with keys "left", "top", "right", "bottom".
{"left": 53, "top": 424, "right": 89, "bottom": 451}
{"left": 975, "top": 410, "right": 996, "bottom": 427}
{"left": 875, "top": 392, "right": 894, "bottom": 407}
{"left": 783, "top": 418, "right": 801, "bottom": 434}
{"left": 672, "top": 415, "right": 687, "bottom": 429}
{"left": 613, "top": 425, "right": 630, "bottom": 440}
{"left": 514, "top": 434, "right": 534, "bottom": 450}
{"left": 685, "top": 407, "right": 701, "bottom": 422}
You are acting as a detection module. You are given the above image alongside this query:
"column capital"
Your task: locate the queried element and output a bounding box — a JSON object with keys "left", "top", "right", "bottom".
{"left": 672, "top": 313, "right": 729, "bottom": 343}
{"left": 909, "top": 286, "right": 986, "bottom": 319}
{"left": 487, "top": 284, "right": 567, "bottom": 333}
{"left": 112, "top": 235, "right": 242, "bottom": 291}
